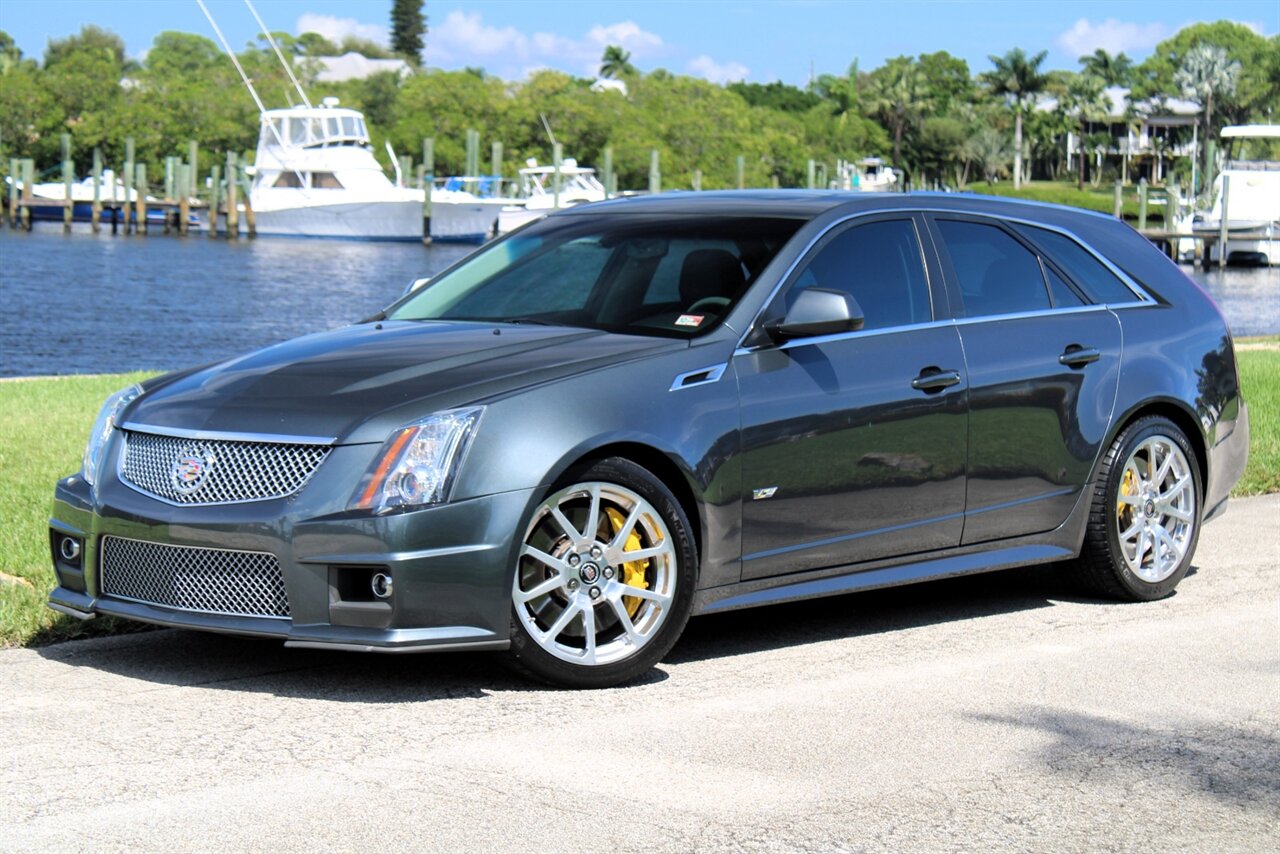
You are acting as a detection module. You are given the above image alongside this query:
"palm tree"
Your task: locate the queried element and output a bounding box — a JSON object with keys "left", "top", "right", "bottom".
{"left": 966, "top": 125, "right": 1014, "bottom": 185}
{"left": 1079, "top": 49, "right": 1133, "bottom": 87}
{"left": 1062, "top": 74, "right": 1111, "bottom": 190}
{"left": 599, "top": 45, "right": 635, "bottom": 79}
{"left": 1174, "top": 43, "right": 1241, "bottom": 178}
{"left": 983, "top": 48, "right": 1049, "bottom": 189}
{"left": 867, "top": 57, "right": 922, "bottom": 177}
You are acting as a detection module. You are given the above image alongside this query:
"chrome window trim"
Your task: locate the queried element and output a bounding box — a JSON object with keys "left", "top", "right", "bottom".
{"left": 670, "top": 363, "right": 728, "bottom": 391}
{"left": 120, "top": 422, "right": 337, "bottom": 446}
{"left": 734, "top": 305, "right": 1112, "bottom": 355}
{"left": 735, "top": 205, "right": 1156, "bottom": 351}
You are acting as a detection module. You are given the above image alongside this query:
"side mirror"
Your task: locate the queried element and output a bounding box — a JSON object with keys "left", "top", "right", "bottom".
{"left": 768, "top": 288, "right": 865, "bottom": 341}
{"left": 402, "top": 276, "right": 431, "bottom": 297}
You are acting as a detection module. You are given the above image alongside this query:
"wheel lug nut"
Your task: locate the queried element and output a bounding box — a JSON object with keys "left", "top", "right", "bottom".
{"left": 567, "top": 554, "right": 580, "bottom": 567}
{"left": 589, "top": 586, "right": 601, "bottom": 600}
{"left": 603, "top": 567, "right": 614, "bottom": 580}
{"left": 590, "top": 546, "right": 603, "bottom": 559}
{"left": 567, "top": 579, "right": 579, "bottom": 591}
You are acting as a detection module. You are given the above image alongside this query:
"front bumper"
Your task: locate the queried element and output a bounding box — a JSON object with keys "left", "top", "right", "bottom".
{"left": 47, "top": 454, "right": 537, "bottom": 653}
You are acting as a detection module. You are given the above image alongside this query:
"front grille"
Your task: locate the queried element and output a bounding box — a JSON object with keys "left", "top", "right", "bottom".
{"left": 99, "top": 536, "right": 290, "bottom": 618}
{"left": 119, "top": 430, "right": 330, "bottom": 505}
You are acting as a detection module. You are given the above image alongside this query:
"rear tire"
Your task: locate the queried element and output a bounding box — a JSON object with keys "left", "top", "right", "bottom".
{"left": 1073, "top": 416, "right": 1202, "bottom": 601}
{"left": 507, "top": 458, "right": 697, "bottom": 688}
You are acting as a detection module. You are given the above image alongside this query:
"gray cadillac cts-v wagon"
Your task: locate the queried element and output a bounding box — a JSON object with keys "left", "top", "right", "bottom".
{"left": 49, "top": 192, "right": 1249, "bottom": 687}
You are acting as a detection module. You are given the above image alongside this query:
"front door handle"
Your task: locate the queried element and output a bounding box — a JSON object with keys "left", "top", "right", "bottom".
{"left": 911, "top": 368, "right": 962, "bottom": 392}
{"left": 1059, "top": 345, "right": 1101, "bottom": 367}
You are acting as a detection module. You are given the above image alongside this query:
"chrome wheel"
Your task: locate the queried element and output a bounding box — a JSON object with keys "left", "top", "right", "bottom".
{"left": 1115, "top": 435, "right": 1197, "bottom": 584}
{"left": 513, "top": 481, "right": 678, "bottom": 667}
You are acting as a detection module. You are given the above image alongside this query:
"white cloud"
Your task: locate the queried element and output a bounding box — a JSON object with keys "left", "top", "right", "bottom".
{"left": 425, "top": 11, "right": 663, "bottom": 77}
{"left": 687, "top": 55, "right": 749, "bottom": 84}
{"left": 1056, "top": 18, "right": 1170, "bottom": 57}
{"left": 296, "top": 12, "right": 389, "bottom": 47}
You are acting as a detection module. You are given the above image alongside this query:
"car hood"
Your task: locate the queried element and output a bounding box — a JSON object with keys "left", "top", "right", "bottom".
{"left": 125, "top": 321, "right": 682, "bottom": 444}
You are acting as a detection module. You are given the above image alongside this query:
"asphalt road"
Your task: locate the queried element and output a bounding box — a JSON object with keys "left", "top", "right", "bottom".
{"left": 2, "top": 495, "right": 1277, "bottom": 852}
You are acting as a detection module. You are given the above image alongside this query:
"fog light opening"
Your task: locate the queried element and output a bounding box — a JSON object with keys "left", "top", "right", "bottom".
{"left": 59, "top": 536, "right": 82, "bottom": 563}
{"left": 371, "top": 572, "right": 394, "bottom": 600}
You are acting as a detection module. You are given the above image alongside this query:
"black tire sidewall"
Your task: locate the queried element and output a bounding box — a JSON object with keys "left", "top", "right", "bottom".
{"left": 1101, "top": 418, "right": 1203, "bottom": 600}
{"left": 507, "top": 457, "right": 698, "bottom": 688}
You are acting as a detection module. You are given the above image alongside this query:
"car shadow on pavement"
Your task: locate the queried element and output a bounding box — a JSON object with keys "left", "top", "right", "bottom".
{"left": 972, "top": 707, "right": 1280, "bottom": 807}
{"left": 668, "top": 561, "right": 1164, "bottom": 665}
{"left": 32, "top": 561, "right": 1172, "bottom": 699}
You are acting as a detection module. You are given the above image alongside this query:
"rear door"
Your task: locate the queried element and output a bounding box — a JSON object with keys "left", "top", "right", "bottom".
{"left": 735, "top": 214, "right": 968, "bottom": 579}
{"left": 926, "top": 215, "right": 1122, "bottom": 545}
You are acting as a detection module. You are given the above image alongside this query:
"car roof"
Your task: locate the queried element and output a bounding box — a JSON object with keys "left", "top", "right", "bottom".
{"left": 560, "top": 189, "right": 1118, "bottom": 230}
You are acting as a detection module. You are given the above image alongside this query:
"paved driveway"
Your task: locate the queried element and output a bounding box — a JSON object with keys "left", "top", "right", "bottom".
{"left": 2, "top": 495, "right": 1277, "bottom": 851}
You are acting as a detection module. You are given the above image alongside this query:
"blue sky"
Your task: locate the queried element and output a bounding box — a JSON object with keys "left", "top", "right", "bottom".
{"left": 2, "top": 0, "right": 1276, "bottom": 84}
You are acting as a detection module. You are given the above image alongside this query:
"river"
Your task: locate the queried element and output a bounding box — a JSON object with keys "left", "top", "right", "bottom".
{"left": 1, "top": 223, "right": 1277, "bottom": 377}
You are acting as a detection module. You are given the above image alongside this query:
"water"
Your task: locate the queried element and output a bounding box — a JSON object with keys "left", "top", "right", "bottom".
{"left": 1, "top": 224, "right": 1277, "bottom": 377}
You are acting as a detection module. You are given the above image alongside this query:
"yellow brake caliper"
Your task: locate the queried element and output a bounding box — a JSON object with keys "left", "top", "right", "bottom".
{"left": 605, "top": 507, "right": 649, "bottom": 617}
{"left": 1118, "top": 467, "right": 1137, "bottom": 525}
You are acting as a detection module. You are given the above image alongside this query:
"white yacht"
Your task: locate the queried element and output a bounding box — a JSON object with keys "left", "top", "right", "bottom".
{"left": 1193, "top": 125, "right": 1280, "bottom": 265}
{"left": 496, "top": 158, "right": 606, "bottom": 234}
{"left": 247, "top": 100, "right": 515, "bottom": 242}
{"left": 835, "top": 157, "right": 898, "bottom": 192}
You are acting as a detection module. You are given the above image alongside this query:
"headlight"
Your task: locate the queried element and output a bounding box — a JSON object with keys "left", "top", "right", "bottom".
{"left": 83, "top": 384, "right": 142, "bottom": 486}
{"left": 349, "top": 407, "right": 483, "bottom": 513}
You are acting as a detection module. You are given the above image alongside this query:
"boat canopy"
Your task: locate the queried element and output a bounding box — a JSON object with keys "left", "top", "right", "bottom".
{"left": 260, "top": 107, "right": 370, "bottom": 149}
{"left": 1221, "top": 125, "right": 1280, "bottom": 139}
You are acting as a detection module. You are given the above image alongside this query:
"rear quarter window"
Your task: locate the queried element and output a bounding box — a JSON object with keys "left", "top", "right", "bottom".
{"left": 1014, "top": 225, "right": 1140, "bottom": 304}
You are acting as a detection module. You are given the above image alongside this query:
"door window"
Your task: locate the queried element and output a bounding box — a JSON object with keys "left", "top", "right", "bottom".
{"left": 791, "top": 219, "right": 931, "bottom": 330}
{"left": 1015, "top": 225, "right": 1140, "bottom": 304}
{"left": 935, "top": 220, "right": 1051, "bottom": 317}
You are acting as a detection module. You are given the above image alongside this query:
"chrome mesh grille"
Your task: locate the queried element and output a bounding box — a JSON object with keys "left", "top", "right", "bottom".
{"left": 119, "top": 430, "right": 330, "bottom": 504}
{"left": 99, "top": 536, "right": 290, "bottom": 619}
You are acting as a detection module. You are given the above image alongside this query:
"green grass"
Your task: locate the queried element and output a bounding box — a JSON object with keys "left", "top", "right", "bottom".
{"left": 965, "top": 180, "right": 1169, "bottom": 224}
{"left": 1, "top": 352, "right": 1276, "bottom": 648}
{"left": 1234, "top": 343, "right": 1280, "bottom": 496}
{"left": 0, "top": 373, "right": 158, "bottom": 647}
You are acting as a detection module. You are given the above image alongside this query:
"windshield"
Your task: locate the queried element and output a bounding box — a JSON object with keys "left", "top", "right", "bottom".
{"left": 389, "top": 214, "right": 803, "bottom": 338}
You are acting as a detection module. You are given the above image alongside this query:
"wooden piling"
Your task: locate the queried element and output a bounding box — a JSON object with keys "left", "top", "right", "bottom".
{"left": 6, "top": 158, "right": 16, "bottom": 228}
{"left": 1137, "top": 179, "right": 1148, "bottom": 231}
{"left": 91, "top": 148, "right": 102, "bottom": 233}
{"left": 238, "top": 155, "right": 255, "bottom": 237}
{"left": 693, "top": 168, "right": 702, "bottom": 192}
{"left": 208, "top": 164, "right": 221, "bottom": 237}
{"left": 736, "top": 155, "right": 745, "bottom": 190}
{"left": 553, "top": 142, "right": 563, "bottom": 209}
{"left": 602, "top": 146, "right": 613, "bottom": 200}
{"left": 491, "top": 141, "right": 503, "bottom": 191}
{"left": 422, "top": 137, "right": 434, "bottom": 245}
{"left": 817, "top": 163, "right": 828, "bottom": 190}
{"left": 398, "top": 155, "right": 412, "bottom": 188}
{"left": 225, "top": 151, "right": 239, "bottom": 238}
{"left": 164, "top": 156, "right": 175, "bottom": 202}
{"left": 648, "top": 149, "right": 660, "bottom": 194}
{"left": 1217, "top": 174, "right": 1230, "bottom": 270}
{"left": 177, "top": 163, "right": 190, "bottom": 235}
{"left": 1112, "top": 180, "right": 1123, "bottom": 219}
{"left": 464, "top": 128, "right": 479, "bottom": 192}
{"left": 62, "top": 158, "right": 73, "bottom": 231}
{"left": 135, "top": 163, "right": 147, "bottom": 234}
{"left": 188, "top": 141, "right": 198, "bottom": 197}
{"left": 807, "top": 159, "right": 816, "bottom": 190}
{"left": 20, "top": 159, "right": 33, "bottom": 230}
{"left": 122, "top": 137, "right": 135, "bottom": 233}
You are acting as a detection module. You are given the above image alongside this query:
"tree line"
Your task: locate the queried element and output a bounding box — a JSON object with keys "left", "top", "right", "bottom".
{"left": 0, "top": 19, "right": 1275, "bottom": 193}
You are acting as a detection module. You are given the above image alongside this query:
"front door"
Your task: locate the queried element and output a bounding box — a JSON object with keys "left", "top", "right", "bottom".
{"left": 735, "top": 215, "right": 968, "bottom": 580}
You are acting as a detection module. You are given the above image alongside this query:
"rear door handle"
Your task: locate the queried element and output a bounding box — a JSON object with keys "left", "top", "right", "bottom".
{"left": 911, "top": 368, "right": 962, "bottom": 392}
{"left": 1059, "top": 346, "right": 1101, "bottom": 367}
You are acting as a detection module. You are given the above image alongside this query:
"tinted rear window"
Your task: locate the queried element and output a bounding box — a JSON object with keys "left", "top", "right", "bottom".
{"left": 1014, "top": 225, "right": 1139, "bottom": 304}
{"left": 934, "top": 220, "right": 1050, "bottom": 316}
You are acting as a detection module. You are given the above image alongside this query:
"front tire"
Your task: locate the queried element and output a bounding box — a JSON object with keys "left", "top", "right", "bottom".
{"left": 507, "top": 458, "right": 697, "bottom": 688}
{"left": 1074, "top": 416, "right": 1202, "bottom": 601}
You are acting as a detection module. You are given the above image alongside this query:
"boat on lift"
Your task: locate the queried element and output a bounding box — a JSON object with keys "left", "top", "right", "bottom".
{"left": 496, "top": 158, "right": 607, "bottom": 234}
{"left": 835, "top": 157, "right": 898, "bottom": 191}
{"left": 1192, "top": 124, "right": 1280, "bottom": 265}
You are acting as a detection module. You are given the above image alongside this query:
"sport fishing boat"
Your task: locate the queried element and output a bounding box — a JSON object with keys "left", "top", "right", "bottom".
{"left": 1192, "top": 125, "right": 1280, "bottom": 265}
{"left": 835, "top": 157, "right": 898, "bottom": 192}
{"left": 246, "top": 100, "right": 517, "bottom": 242}
{"left": 496, "top": 158, "right": 606, "bottom": 234}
